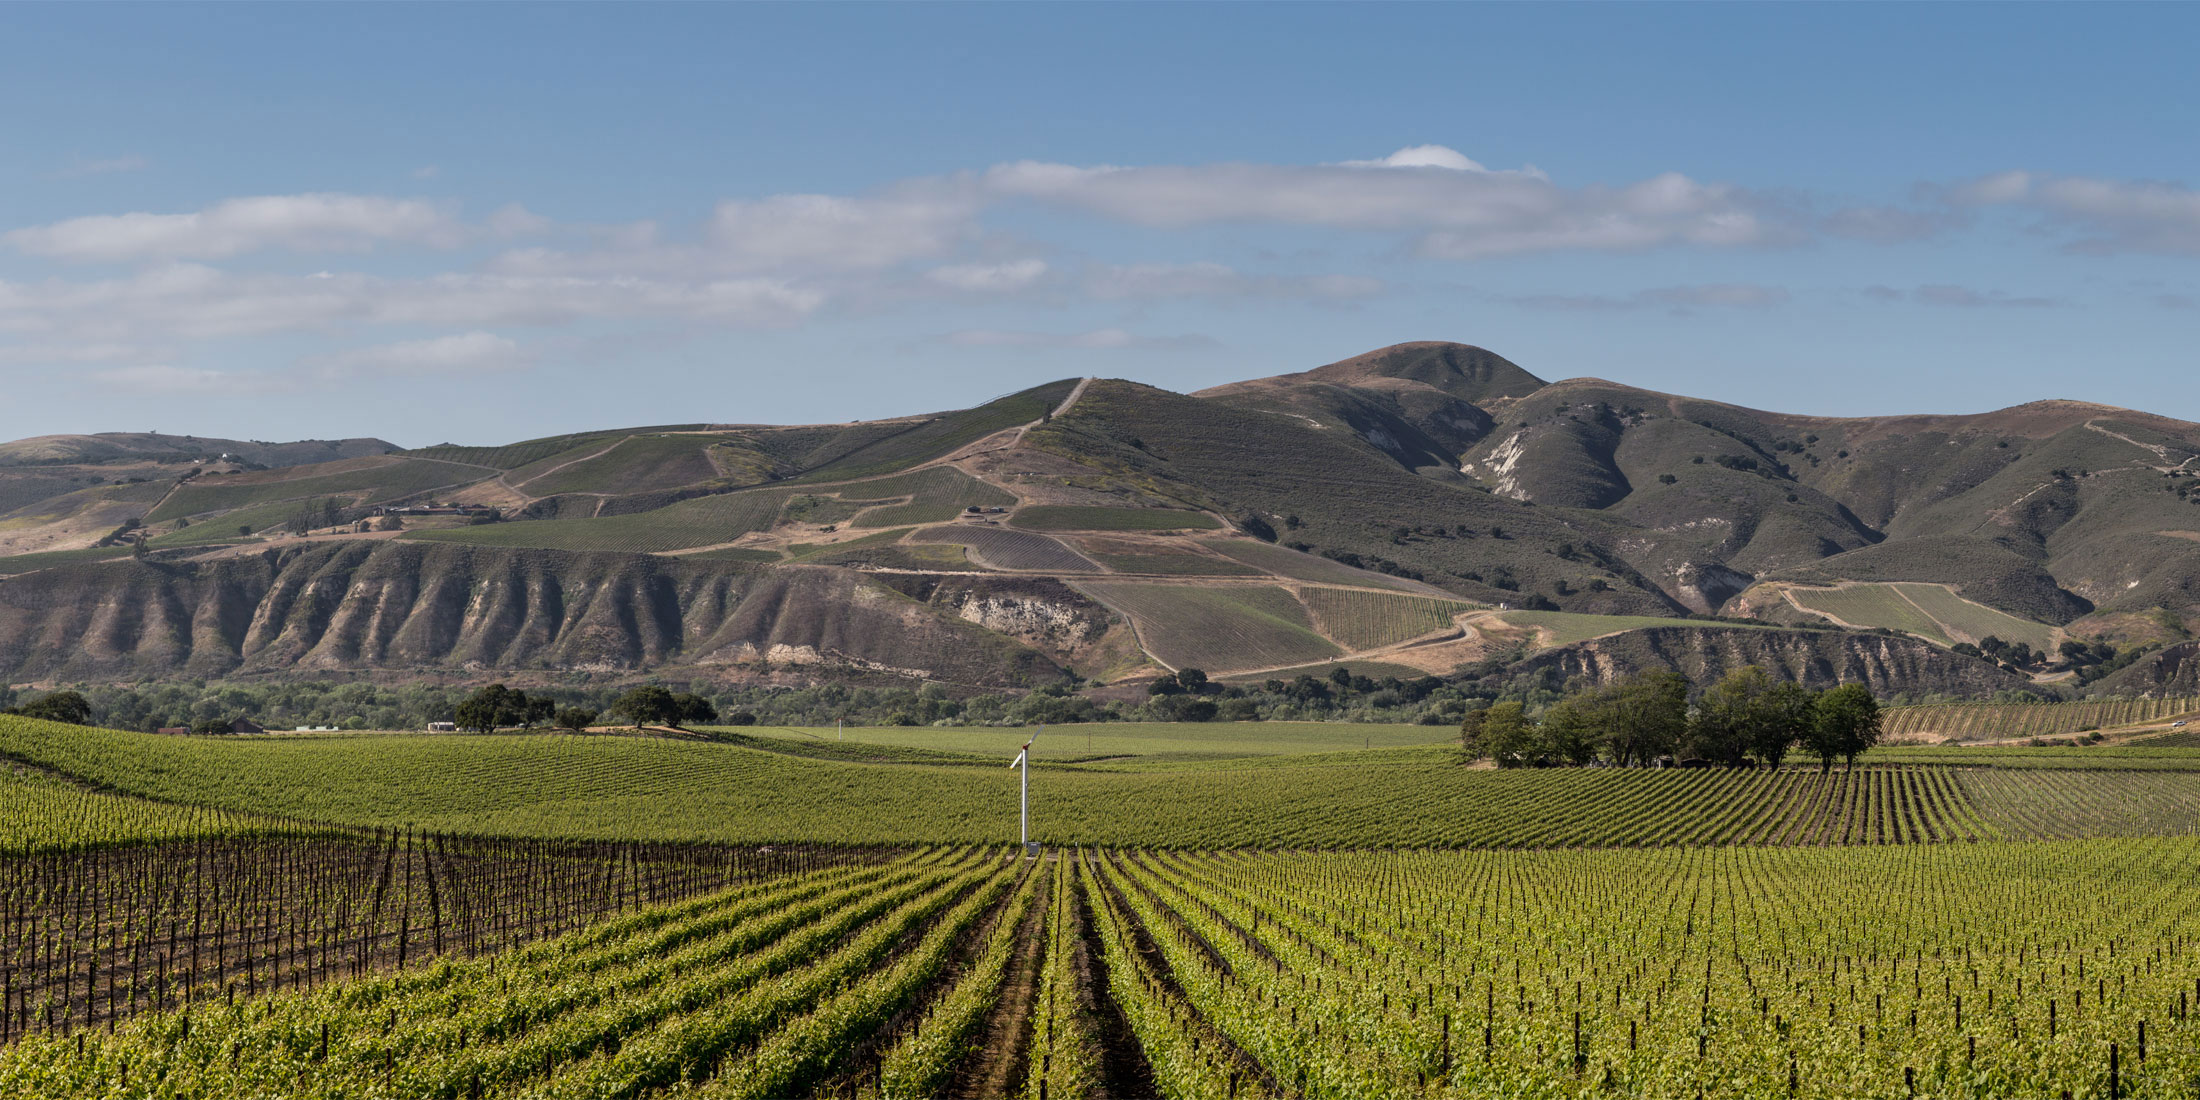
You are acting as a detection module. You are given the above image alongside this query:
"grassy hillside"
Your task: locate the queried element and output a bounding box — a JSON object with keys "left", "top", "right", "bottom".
{"left": 842, "top": 466, "right": 1017, "bottom": 527}
{"left": 906, "top": 525, "right": 1099, "bottom": 571}
{"left": 513, "top": 432, "right": 735, "bottom": 496}
{"left": 793, "top": 379, "right": 1079, "bottom": 482}
{"left": 147, "top": 457, "right": 487, "bottom": 523}
{"left": 1010, "top": 505, "right": 1221, "bottom": 532}
{"left": 404, "top": 428, "right": 641, "bottom": 470}
{"left": 1299, "top": 587, "right": 1472, "bottom": 650}
{"left": 1883, "top": 697, "right": 2200, "bottom": 741}
{"left": 1786, "top": 585, "right": 1956, "bottom": 645}
{"left": 407, "top": 489, "right": 793, "bottom": 552}
{"left": 1499, "top": 610, "right": 1749, "bottom": 649}
{"left": 1782, "top": 582, "right": 2059, "bottom": 651}
{"left": 1073, "top": 581, "right": 1341, "bottom": 671}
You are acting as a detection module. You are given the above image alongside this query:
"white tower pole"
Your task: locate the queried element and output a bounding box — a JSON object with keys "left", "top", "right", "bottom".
{"left": 1011, "top": 725, "right": 1042, "bottom": 851}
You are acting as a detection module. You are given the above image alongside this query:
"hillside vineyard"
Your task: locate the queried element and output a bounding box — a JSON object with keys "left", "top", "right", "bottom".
{"left": 3, "top": 342, "right": 2197, "bottom": 699}
{"left": 5, "top": 842, "right": 2200, "bottom": 1099}
{"left": 9, "top": 340, "right": 2200, "bottom": 1099}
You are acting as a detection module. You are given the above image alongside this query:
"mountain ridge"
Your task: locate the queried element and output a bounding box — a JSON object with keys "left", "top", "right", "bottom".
{"left": 4, "top": 342, "right": 2195, "bottom": 698}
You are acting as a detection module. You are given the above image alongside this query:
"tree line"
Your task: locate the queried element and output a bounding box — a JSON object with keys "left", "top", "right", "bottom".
{"left": 451, "top": 683, "right": 718, "bottom": 733}
{"left": 1459, "top": 666, "right": 1882, "bottom": 771}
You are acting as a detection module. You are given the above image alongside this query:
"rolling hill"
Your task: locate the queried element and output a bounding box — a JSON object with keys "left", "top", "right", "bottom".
{"left": 2, "top": 343, "right": 2196, "bottom": 699}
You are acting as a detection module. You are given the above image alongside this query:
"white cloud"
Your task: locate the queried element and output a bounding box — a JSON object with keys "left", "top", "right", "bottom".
{"left": 495, "top": 185, "right": 982, "bottom": 280}
{"left": 707, "top": 191, "right": 976, "bottom": 271}
{"left": 91, "top": 365, "right": 287, "bottom": 394}
{"left": 981, "top": 148, "right": 1772, "bottom": 258}
{"left": 1912, "top": 284, "right": 2057, "bottom": 309}
{"left": 0, "top": 264, "right": 825, "bottom": 346}
{"left": 1951, "top": 171, "right": 2200, "bottom": 254}
{"left": 1336, "top": 145, "right": 1492, "bottom": 172}
{"left": 924, "top": 259, "right": 1050, "bottom": 293}
{"left": 1084, "top": 261, "right": 1382, "bottom": 300}
{"left": 939, "top": 328, "right": 1216, "bottom": 351}
{"left": 1505, "top": 283, "right": 1790, "bottom": 313}
{"left": 6, "top": 194, "right": 464, "bottom": 262}
{"left": 315, "top": 331, "right": 527, "bottom": 377}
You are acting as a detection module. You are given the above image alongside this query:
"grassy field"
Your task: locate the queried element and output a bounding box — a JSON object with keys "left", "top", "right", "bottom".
{"left": 1299, "top": 587, "right": 1472, "bottom": 650}
{"left": 1785, "top": 584, "right": 1953, "bottom": 643}
{"left": 13, "top": 840, "right": 2200, "bottom": 1100}
{"left": 144, "top": 497, "right": 310, "bottom": 546}
{"left": 0, "top": 769, "right": 308, "bottom": 853}
{"left": 794, "top": 379, "right": 1079, "bottom": 482}
{"left": 1784, "top": 582, "right": 2059, "bottom": 650}
{"left": 1889, "top": 582, "right": 2059, "bottom": 649}
{"left": 1081, "top": 546, "right": 1261, "bottom": 576}
{"left": 405, "top": 428, "right": 681, "bottom": 470}
{"left": 1202, "top": 537, "right": 1434, "bottom": 590}
{"left": 1074, "top": 581, "right": 1341, "bottom": 671}
{"left": 515, "top": 432, "right": 733, "bottom": 496}
{"left": 1884, "top": 697, "right": 2200, "bottom": 741}
{"left": 0, "top": 544, "right": 134, "bottom": 574}
{"left": 1497, "top": 609, "right": 1748, "bottom": 648}
{"left": 1227, "top": 658, "right": 1432, "bottom": 682}
{"left": 406, "top": 487, "right": 791, "bottom": 553}
{"left": 146, "top": 457, "right": 485, "bottom": 523}
{"left": 1010, "top": 505, "right": 1221, "bottom": 532}
{"left": 842, "top": 466, "right": 1017, "bottom": 527}
{"left": 734, "top": 721, "right": 1452, "bottom": 763}
{"left": 9, "top": 711, "right": 2200, "bottom": 1098}
{"left": 905, "top": 525, "right": 1099, "bottom": 571}
{"left": 8, "top": 718, "right": 2198, "bottom": 849}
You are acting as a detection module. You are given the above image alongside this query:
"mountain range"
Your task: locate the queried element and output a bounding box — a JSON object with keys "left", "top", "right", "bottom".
{"left": 3, "top": 342, "right": 2196, "bottom": 699}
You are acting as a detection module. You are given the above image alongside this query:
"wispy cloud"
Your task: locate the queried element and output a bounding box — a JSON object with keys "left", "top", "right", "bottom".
{"left": 0, "top": 264, "right": 825, "bottom": 344}
{"left": 1505, "top": 283, "right": 1790, "bottom": 314}
{"left": 312, "top": 331, "right": 528, "bottom": 377}
{"left": 924, "top": 259, "right": 1051, "bottom": 293}
{"left": 1084, "top": 262, "right": 1382, "bottom": 301}
{"left": 7, "top": 194, "right": 465, "bottom": 262}
{"left": 937, "top": 328, "right": 1217, "bottom": 351}
{"left": 1949, "top": 171, "right": 2200, "bottom": 255}
{"left": 91, "top": 365, "right": 290, "bottom": 394}
{"left": 983, "top": 146, "right": 1777, "bottom": 259}
{"left": 1863, "top": 284, "right": 2058, "bottom": 308}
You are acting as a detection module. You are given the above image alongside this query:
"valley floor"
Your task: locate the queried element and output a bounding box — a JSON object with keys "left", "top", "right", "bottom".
{"left": 5, "top": 716, "right": 2200, "bottom": 1098}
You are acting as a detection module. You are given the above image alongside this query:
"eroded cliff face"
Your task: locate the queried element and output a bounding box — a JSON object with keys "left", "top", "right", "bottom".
{"left": 0, "top": 543, "right": 1065, "bottom": 686}
{"left": 1509, "top": 626, "right": 2030, "bottom": 697}
{"left": 870, "top": 574, "right": 1115, "bottom": 666}
{"left": 2092, "top": 641, "right": 2200, "bottom": 697}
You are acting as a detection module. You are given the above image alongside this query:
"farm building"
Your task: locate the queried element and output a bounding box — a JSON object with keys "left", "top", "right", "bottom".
{"left": 229, "top": 718, "right": 265, "bottom": 734}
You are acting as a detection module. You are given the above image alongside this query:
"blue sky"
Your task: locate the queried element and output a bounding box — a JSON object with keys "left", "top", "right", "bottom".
{"left": 4, "top": 3, "right": 2197, "bottom": 447}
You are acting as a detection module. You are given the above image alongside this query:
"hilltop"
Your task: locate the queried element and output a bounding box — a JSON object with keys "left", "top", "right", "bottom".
{"left": 2, "top": 342, "right": 2195, "bottom": 698}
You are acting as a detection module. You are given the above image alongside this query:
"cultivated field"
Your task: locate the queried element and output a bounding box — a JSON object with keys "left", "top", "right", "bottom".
{"left": 1204, "top": 538, "right": 1438, "bottom": 590}
{"left": 1299, "top": 587, "right": 1472, "bottom": 650}
{"left": 841, "top": 467, "right": 1017, "bottom": 528}
{"left": 1497, "top": 610, "right": 1758, "bottom": 649}
{"left": 1011, "top": 506, "right": 1221, "bottom": 532}
{"left": 9, "top": 709, "right": 2200, "bottom": 1099}
{"left": 147, "top": 457, "right": 484, "bottom": 524}
{"left": 1786, "top": 583, "right": 2058, "bottom": 651}
{"left": 905, "top": 525, "right": 1099, "bottom": 572}
{"left": 1073, "top": 582, "right": 1342, "bottom": 672}
{"left": 1884, "top": 697, "right": 2200, "bottom": 741}
{"left": 406, "top": 489, "right": 793, "bottom": 553}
